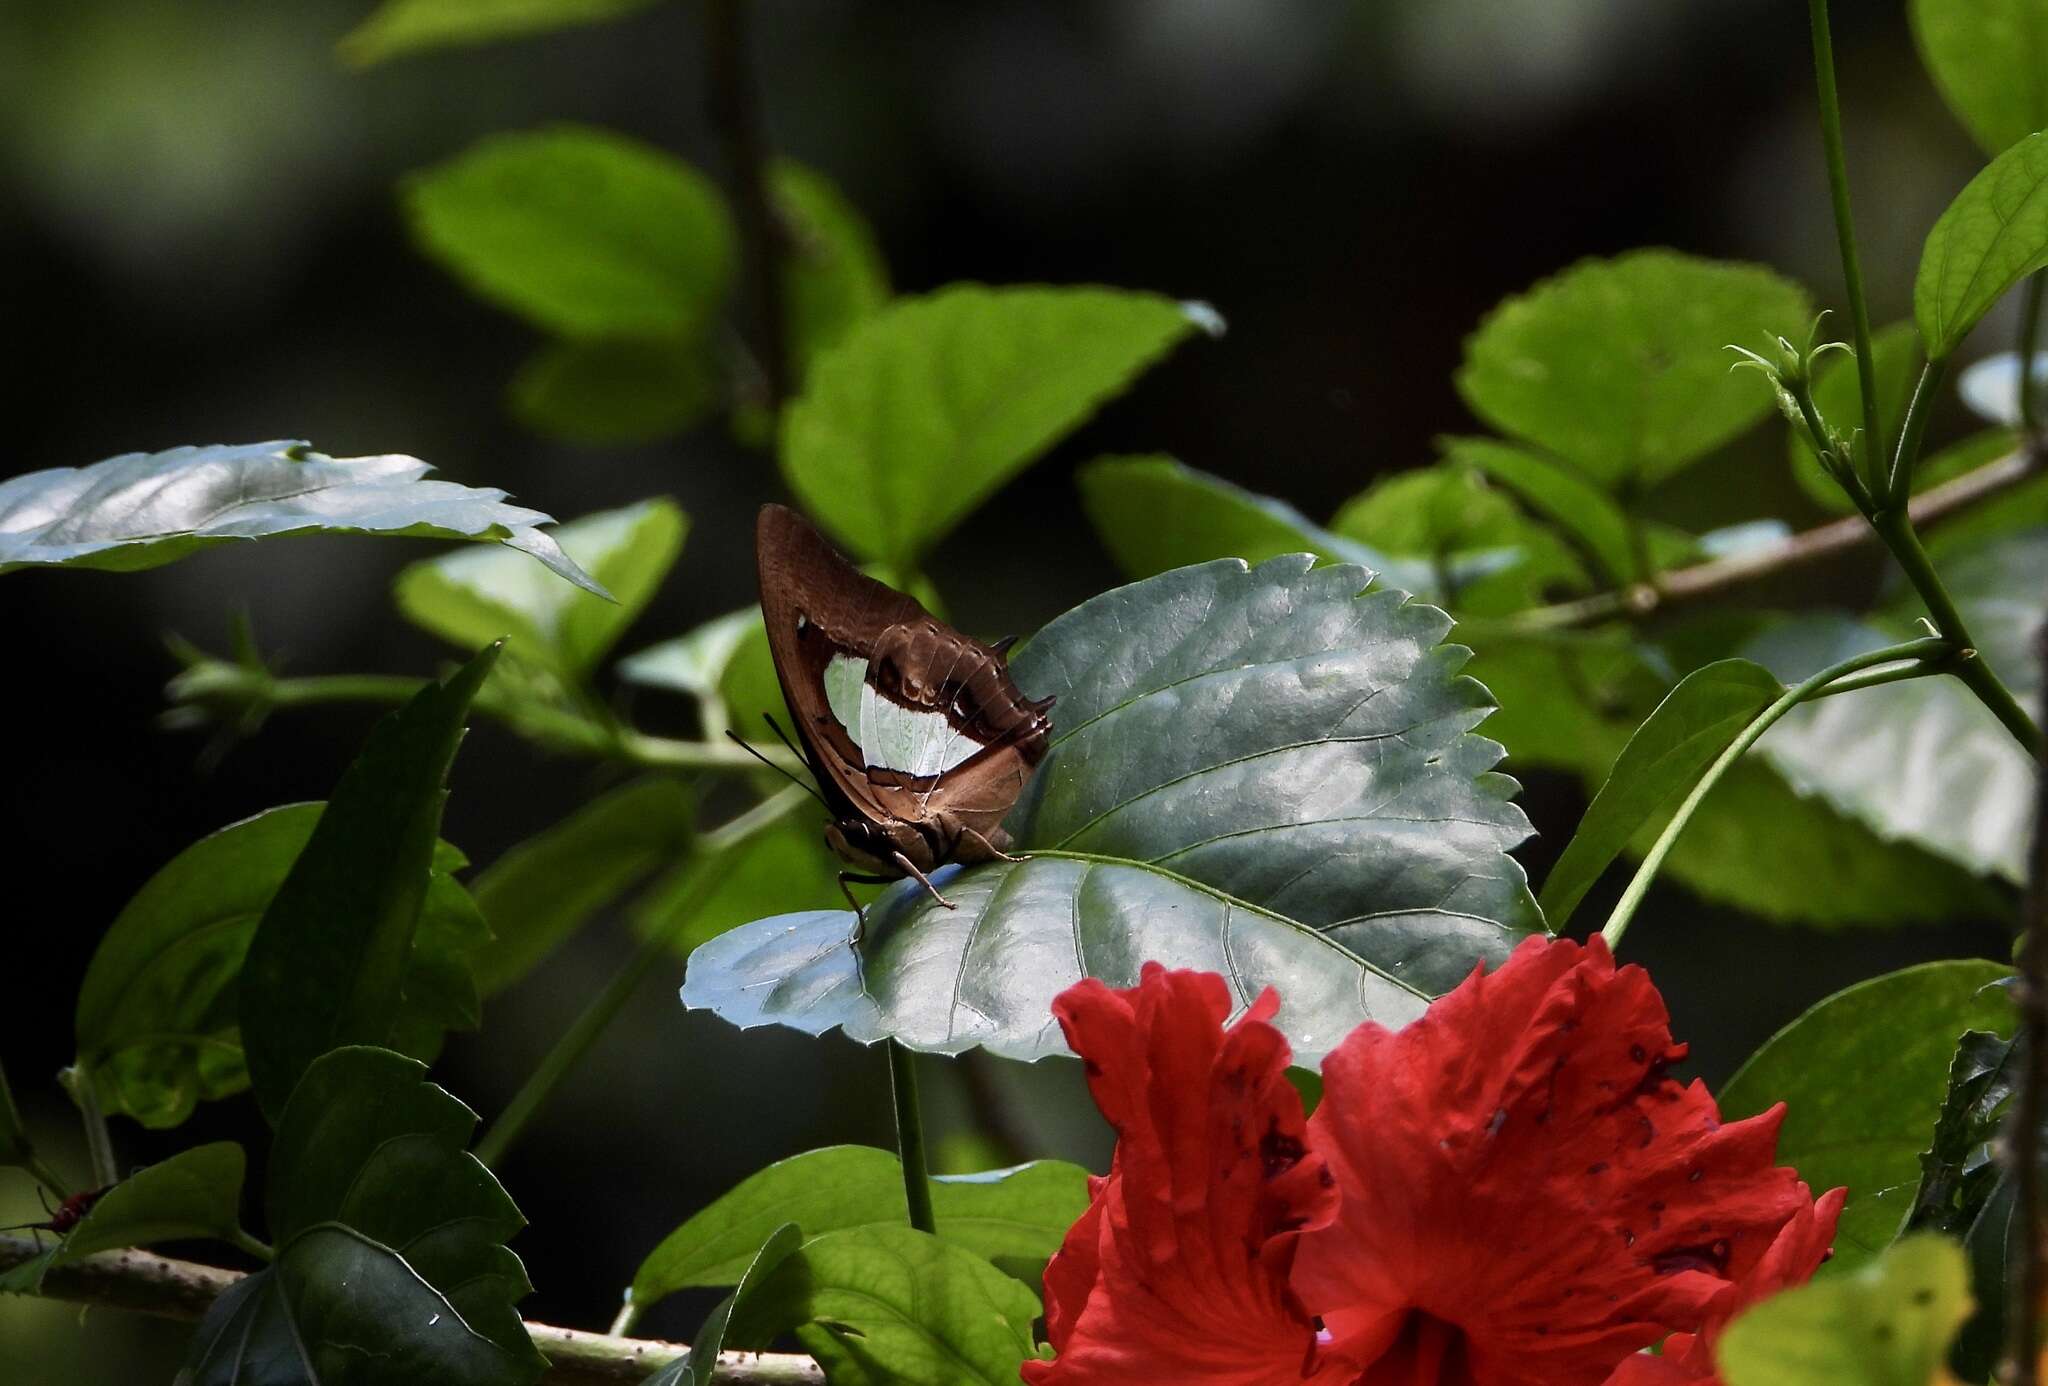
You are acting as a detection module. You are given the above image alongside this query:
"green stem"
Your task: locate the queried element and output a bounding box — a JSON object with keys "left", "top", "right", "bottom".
{"left": 1872, "top": 510, "right": 2045, "bottom": 755}
{"left": 1807, "top": 0, "right": 1884, "bottom": 479}
{"left": 2024, "top": 271, "right": 2047, "bottom": 435}
{"left": 56, "top": 1067, "right": 117, "bottom": 1191}
{"left": 1887, "top": 358, "right": 1949, "bottom": 504}
{"left": 227, "top": 1228, "right": 274, "bottom": 1264}
{"left": 473, "top": 789, "right": 808, "bottom": 1169}
{"left": 887, "top": 1041, "right": 935, "bottom": 1235}
{"left": 2006, "top": 624, "right": 2048, "bottom": 1386}
{"left": 1602, "top": 636, "right": 1953, "bottom": 949}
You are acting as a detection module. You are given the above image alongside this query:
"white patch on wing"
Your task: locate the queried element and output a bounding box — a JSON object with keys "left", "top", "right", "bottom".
{"left": 859, "top": 684, "right": 980, "bottom": 776}
{"left": 823, "top": 654, "right": 868, "bottom": 746}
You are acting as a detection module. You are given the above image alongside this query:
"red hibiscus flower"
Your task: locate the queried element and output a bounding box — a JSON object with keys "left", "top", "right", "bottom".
{"left": 1027, "top": 937, "right": 1842, "bottom": 1386}
{"left": 1599, "top": 1187, "right": 1846, "bottom": 1385}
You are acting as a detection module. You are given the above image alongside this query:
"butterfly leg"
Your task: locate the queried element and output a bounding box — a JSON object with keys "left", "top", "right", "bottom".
{"left": 890, "top": 852, "right": 958, "bottom": 911}
{"left": 960, "top": 827, "right": 1029, "bottom": 864}
{"left": 838, "top": 871, "right": 895, "bottom": 942}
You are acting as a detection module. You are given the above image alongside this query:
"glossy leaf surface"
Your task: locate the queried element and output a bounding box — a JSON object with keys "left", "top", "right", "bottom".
{"left": 631, "top": 1146, "right": 1085, "bottom": 1309}
{"left": 241, "top": 649, "right": 498, "bottom": 1122}
{"left": 1918, "top": 131, "right": 2048, "bottom": 358}
{"left": 727, "top": 1225, "right": 1040, "bottom": 1386}
{"left": 1539, "top": 659, "right": 1781, "bottom": 928}
{"left": 1456, "top": 251, "right": 1811, "bottom": 485}
{"left": 0, "top": 442, "right": 595, "bottom": 588}
{"left": 1719, "top": 960, "right": 2014, "bottom": 1272}
{"left": 685, "top": 556, "right": 1542, "bottom": 1063}
{"left": 341, "top": 0, "right": 661, "bottom": 65}
{"left": 1719, "top": 1236, "right": 1971, "bottom": 1386}
{"left": 782, "top": 284, "right": 1211, "bottom": 567}
{"left": 396, "top": 498, "right": 685, "bottom": 674}
{"left": 75, "top": 805, "right": 484, "bottom": 1128}
{"left": 405, "top": 126, "right": 733, "bottom": 339}
{"left": 180, "top": 1048, "right": 543, "bottom": 1386}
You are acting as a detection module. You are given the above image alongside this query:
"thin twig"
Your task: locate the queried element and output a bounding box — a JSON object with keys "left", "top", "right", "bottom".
{"left": 705, "top": 0, "right": 790, "bottom": 412}
{"left": 2006, "top": 623, "right": 2048, "bottom": 1386}
{"left": 0, "top": 1236, "right": 822, "bottom": 1386}
{"left": 1509, "top": 444, "right": 2042, "bottom": 632}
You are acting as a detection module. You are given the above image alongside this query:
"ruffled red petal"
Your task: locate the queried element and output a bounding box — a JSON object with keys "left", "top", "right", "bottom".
{"left": 1023, "top": 964, "right": 1353, "bottom": 1386}
{"left": 1293, "top": 935, "right": 1818, "bottom": 1386}
{"left": 1602, "top": 1185, "right": 1847, "bottom": 1385}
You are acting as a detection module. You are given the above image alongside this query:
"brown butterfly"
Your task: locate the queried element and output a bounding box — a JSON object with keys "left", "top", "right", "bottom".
{"left": 752, "top": 504, "right": 1054, "bottom": 923}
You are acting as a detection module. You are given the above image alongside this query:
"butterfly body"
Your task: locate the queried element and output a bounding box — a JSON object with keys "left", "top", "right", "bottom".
{"left": 755, "top": 505, "right": 1053, "bottom": 905}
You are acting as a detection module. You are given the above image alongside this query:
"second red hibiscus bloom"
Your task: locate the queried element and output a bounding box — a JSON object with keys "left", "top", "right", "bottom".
{"left": 1025, "top": 936, "right": 1843, "bottom": 1386}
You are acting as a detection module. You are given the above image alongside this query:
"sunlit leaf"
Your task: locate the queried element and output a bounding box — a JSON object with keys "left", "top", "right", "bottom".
{"left": 1719, "top": 960, "right": 2014, "bottom": 1273}
{"left": 180, "top": 1048, "right": 544, "bottom": 1386}
{"left": 1911, "top": 0, "right": 2048, "bottom": 155}
{"left": 629, "top": 1146, "right": 1087, "bottom": 1312}
{"left": 685, "top": 556, "right": 1542, "bottom": 1063}
{"left": 1457, "top": 250, "right": 1811, "bottom": 485}
{"left": 1539, "top": 659, "right": 1782, "bottom": 929}
{"left": 472, "top": 778, "right": 696, "bottom": 996}
{"left": 725, "top": 1225, "right": 1039, "bottom": 1386}
{"left": 0, "top": 441, "right": 597, "bottom": 589}
{"left": 396, "top": 499, "right": 686, "bottom": 674}
{"left": 618, "top": 609, "right": 756, "bottom": 705}
{"left": 1436, "top": 436, "right": 1639, "bottom": 584}
{"left": 1917, "top": 131, "right": 2048, "bottom": 358}
{"left": 774, "top": 160, "right": 890, "bottom": 370}
{"left": 405, "top": 126, "right": 734, "bottom": 340}
{"left": 73, "top": 805, "right": 483, "bottom": 1129}
{"left": 341, "top": 0, "right": 664, "bottom": 66}
{"left": 1719, "top": 1235, "right": 1972, "bottom": 1386}
{"left": 509, "top": 338, "right": 719, "bottom": 446}
{"left": 782, "top": 284, "right": 1214, "bottom": 567}
{"left": 241, "top": 649, "right": 498, "bottom": 1123}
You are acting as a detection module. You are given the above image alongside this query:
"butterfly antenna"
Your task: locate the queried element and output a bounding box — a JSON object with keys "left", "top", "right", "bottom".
{"left": 724, "top": 728, "right": 830, "bottom": 811}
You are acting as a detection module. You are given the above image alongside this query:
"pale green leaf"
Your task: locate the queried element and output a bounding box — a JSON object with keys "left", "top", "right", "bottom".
{"left": 405, "top": 126, "right": 734, "bottom": 339}
{"left": 1719, "top": 1236, "right": 1971, "bottom": 1386}
{"left": 341, "top": 0, "right": 663, "bottom": 66}
{"left": 782, "top": 284, "right": 1212, "bottom": 566}
{"left": 1912, "top": 0, "right": 2048, "bottom": 155}
{"left": 773, "top": 160, "right": 890, "bottom": 370}
{"left": 1436, "top": 436, "right": 1639, "bottom": 583}
{"left": 645, "top": 1225, "right": 803, "bottom": 1386}
{"left": 1457, "top": 250, "right": 1811, "bottom": 484}
{"left": 1917, "top": 131, "right": 2048, "bottom": 358}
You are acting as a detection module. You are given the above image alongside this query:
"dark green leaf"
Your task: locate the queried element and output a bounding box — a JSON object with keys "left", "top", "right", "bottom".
{"left": 181, "top": 1047, "right": 543, "bottom": 1386}
{"left": 1718, "top": 960, "right": 2015, "bottom": 1272}
{"left": 782, "top": 284, "right": 1213, "bottom": 567}
{"left": 1456, "top": 251, "right": 1811, "bottom": 485}
{"left": 630, "top": 1146, "right": 1086, "bottom": 1311}
{"left": 1539, "top": 659, "right": 1783, "bottom": 929}
{"left": 509, "top": 338, "right": 719, "bottom": 446}
{"left": 341, "top": 0, "right": 663, "bottom": 65}
{"left": 396, "top": 499, "right": 685, "bottom": 674}
{"left": 8, "top": 1143, "right": 246, "bottom": 1294}
{"left": 1437, "top": 436, "right": 1640, "bottom": 584}
{"left": 726, "top": 1225, "right": 1039, "bottom": 1386}
{"left": 1904, "top": 1029, "right": 2018, "bottom": 1239}
{"left": 645, "top": 1224, "right": 803, "bottom": 1386}
{"left": 1747, "top": 559, "right": 2044, "bottom": 884}
{"left": 405, "top": 126, "right": 734, "bottom": 339}
{"left": 774, "top": 160, "right": 890, "bottom": 370}
{"left": 74, "top": 806, "right": 484, "bottom": 1128}
{"left": 0, "top": 441, "right": 598, "bottom": 589}
{"left": 1787, "top": 322, "right": 1921, "bottom": 512}
{"left": 685, "top": 556, "right": 1542, "bottom": 1063}
{"left": 1911, "top": 0, "right": 2048, "bottom": 155}
{"left": 241, "top": 649, "right": 499, "bottom": 1123}
{"left": 472, "top": 778, "right": 696, "bottom": 996}
{"left": 1918, "top": 131, "right": 2048, "bottom": 358}
{"left": 1078, "top": 454, "right": 1415, "bottom": 586}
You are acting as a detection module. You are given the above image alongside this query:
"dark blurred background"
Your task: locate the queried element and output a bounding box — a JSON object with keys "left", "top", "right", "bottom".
{"left": 1, "top": 0, "right": 2010, "bottom": 1375}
